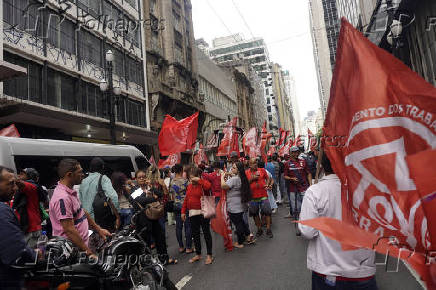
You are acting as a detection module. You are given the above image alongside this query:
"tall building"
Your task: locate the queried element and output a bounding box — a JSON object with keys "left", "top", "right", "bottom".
{"left": 1, "top": 0, "right": 156, "bottom": 148}
{"left": 283, "top": 70, "right": 301, "bottom": 136}
{"left": 271, "top": 63, "right": 294, "bottom": 133}
{"left": 195, "top": 46, "right": 237, "bottom": 144}
{"left": 209, "top": 34, "right": 277, "bottom": 130}
{"left": 142, "top": 0, "right": 205, "bottom": 133}
{"left": 309, "top": 0, "right": 337, "bottom": 117}
{"left": 336, "top": 0, "right": 362, "bottom": 28}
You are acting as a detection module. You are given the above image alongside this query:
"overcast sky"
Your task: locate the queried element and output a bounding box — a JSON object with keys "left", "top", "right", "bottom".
{"left": 191, "top": 0, "right": 320, "bottom": 122}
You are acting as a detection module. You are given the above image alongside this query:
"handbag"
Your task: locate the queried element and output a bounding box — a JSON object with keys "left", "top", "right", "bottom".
{"left": 200, "top": 186, "right": 216, "bottom": 219}
{"left": 145, "top": 201, "right": 165, "bottom": 220}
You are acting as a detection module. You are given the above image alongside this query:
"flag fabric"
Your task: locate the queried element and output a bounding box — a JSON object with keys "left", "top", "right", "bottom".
{"left": 217, "top": 117, "right": 239, "bottom": 157}
{"left": 211, "top": 192, "right": 233, "bottom": 251}
{"left": 307, "top": 129, "right": 317, "bottom": 152}
{"left": 279, "top": 138, "right": 292, "bottom": 157}
{"left": 158, "top": 112, "right": 199, "bottom": 156}
{"left": 205, "top": 133, "right": 219, "bottom": 149}
{"left": 0, "top": 124, "right": 20, "bottom": 137}
{"left": 243, "top": 127, "right": 258, "bottom": 158}
{"left": 157, "top": 153, "right": 181, "bottom": 169}
{"left": 267, "top": 145, "right": 276, "bottom": 156}
{"left": 194, "top": 144, "right": 208, "bottom": 165}
{"left": 305, "top": 19, "right": 436, "bottom": 289}
{"left": 258, "top": 122, "right": 272, "bottom": 163}
{"left": 276, "top": 128, "right": 284, "bottom": 146}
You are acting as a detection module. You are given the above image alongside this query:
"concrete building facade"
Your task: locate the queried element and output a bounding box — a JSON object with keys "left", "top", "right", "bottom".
{"left": 142, "top": 0, "right": 205, "bottom": 134}
{"left": 209, "top": 34, "right": 276, "bottom": 130}
{"left": 0, "top": 0, "right": 156, "bottom": 148}
{"left": 283, "top": 70, "right": 300, "bottom": 136}
{"left": 195, "top": 46, "right": 238, "bottom": 144}
{"left": 271, "top": 63, "right": 294, "bottom": 133}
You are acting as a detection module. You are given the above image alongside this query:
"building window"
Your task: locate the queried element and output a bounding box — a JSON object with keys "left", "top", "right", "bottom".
{"left": 78, "top": 0, "right": 100, "bottom": 18}
{"left": 268, "top": 116, "right": 272, "bottom": 121}
{"left": 267, "top": 98, "right": 270, "bottom": 104}
{"left": 60, "top": 19, "right": 76, "bottom": 54}
{"left": 81, "top": 30, "right": 102, "bottom": 66}
{"left": 267, "top": 106, "right": 271, "bottom": 113}
{"left": 113, "top": 47, "right": 125, "bottom": 78}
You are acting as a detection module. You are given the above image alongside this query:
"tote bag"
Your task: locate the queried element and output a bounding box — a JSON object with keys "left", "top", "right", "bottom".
{"left": 200, "top": 187, "right": 216, "bottom": 219}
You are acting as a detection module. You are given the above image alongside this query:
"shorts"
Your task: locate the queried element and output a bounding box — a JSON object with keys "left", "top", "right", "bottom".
{"left": 249, "top": 199, "right": 272, "bottom": 217}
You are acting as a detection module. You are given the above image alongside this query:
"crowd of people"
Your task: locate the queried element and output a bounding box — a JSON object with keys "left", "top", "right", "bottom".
{"left": 0, "top": 143, "right": 381, "bottom": 290}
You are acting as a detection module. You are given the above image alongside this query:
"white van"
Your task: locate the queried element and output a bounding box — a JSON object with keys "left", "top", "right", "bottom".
{"left": 0, "top": 137, "right": 150, "bottom": 188}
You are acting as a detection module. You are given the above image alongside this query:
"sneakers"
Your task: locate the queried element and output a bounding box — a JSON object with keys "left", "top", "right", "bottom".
{"left": 256, "top": 229, "right": 263, "bottom": 237}
{"left": 266, "top": 230, "right": 273, "bottom": 238}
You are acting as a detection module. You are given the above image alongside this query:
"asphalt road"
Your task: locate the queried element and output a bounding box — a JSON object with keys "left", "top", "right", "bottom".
{"left": 163, "top": 205, "right": 423, "bottom": 290}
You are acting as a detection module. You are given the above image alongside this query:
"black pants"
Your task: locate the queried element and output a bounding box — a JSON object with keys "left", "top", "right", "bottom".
{"left": 190, "top": 215, "right": 213, "bottom": 256}
{"left": 229, "top": 212, "right": 250, "bottom": 244}
{"left": 312, "top": 272, "right": 378, "bottom": 290}
{"left": 137, "top": 214, "right": 169, "bottom": 263}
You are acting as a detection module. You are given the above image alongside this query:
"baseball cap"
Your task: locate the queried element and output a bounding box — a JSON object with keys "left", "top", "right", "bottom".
{"left": 290, "top": 146, "right": 300, "bottom": 152}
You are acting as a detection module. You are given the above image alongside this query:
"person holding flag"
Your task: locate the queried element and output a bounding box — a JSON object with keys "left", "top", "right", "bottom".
{"left": 283, "top": 146, "right": 312, "bottom": 225}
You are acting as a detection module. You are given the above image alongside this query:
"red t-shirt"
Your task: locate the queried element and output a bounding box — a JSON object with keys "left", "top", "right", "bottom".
{"left": 202, "top": 171, "right": 222, "bottom": 197}
{"left": 181, "top": 179, "right": 212, "bottom": 214}
{"left": 22, "top": 182, "right": 42, "bottom": 233}
{"left": 245, "top": 168, "right": 268, "bottom": 199}
{"left": 284, "top": 159, "right": 310, "bottom": 193}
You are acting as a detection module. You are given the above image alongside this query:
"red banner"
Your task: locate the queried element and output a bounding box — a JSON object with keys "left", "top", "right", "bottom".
{"left": 311, "top": 19, "right": 436, "bottom": 289}
{"left": 194, "top": 144, "right": 208, "bottom": 165}
{"left": 267, "top": 145, "right": 276, "bottom": 156}
{"left": 211, "top": 193, "right": 233, "bottom": 251}
{"left": 0, "top": 124, "right": 20, "bottom": 137}
{"left": 158, "top": 153, "right": 181, "bottom": 169}
{"left": 243, "top": 128, "right": 258, "bottom": 158}
{"left": 158, "top": 112, "right": 199, "bottom": 156}
{"left": 217, "top": 117, "right": 239, "bottom": 157}
{"left": 258, "top": 121, "right": 272, "bottom": 163}
{"left": 307, "top": 128, "right": 317, "bottom": 152}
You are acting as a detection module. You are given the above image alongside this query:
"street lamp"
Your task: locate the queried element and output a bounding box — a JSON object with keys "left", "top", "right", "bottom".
{"left": 99, "top": 49, "right": 119, "bottom": 145}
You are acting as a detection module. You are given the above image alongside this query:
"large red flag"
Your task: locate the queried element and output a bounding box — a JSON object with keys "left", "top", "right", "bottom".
{"left": 211, "top": 193, "right": 233, "bottom": 251}
{"left": 157, "top": 153, "right": 181, "bottom": 169}
{"left": 305, "top": 19, "right": 436, "bottom": 289}
{"left": 158, "top": 112, "right": 199, "bottom": 156}
{"left": 217, "top": 117, "right": 239, "bottom": 157}
{"left": 278, "top": 129, "right": 287, "bottom": 146}
{"left": 194, "top": 144, "right": 208, "bottom": 165}
{"left": 243, "top": 127, "right": 258, "bottom": 158}
{"left": 0, "top": 124, "right": 20, "bottom": 137}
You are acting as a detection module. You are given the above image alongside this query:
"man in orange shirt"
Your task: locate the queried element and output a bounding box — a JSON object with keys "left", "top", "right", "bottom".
{"left": 245, "top": 158, "right": 273, "bottom": 238}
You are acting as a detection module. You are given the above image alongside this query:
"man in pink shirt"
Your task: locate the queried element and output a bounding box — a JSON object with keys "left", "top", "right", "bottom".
{"left": 49, "top": 159, "right": 111, "bottom": 257}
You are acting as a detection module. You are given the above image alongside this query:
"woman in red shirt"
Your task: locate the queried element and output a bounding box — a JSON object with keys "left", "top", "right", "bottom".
{"left": 181, "top": 167, "right": 213, "bottom": 265}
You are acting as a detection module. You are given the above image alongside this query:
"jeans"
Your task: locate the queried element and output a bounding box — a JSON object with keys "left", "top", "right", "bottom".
{"left": 229, "top": 212, "right": 250, "bottom": 244}
{"left": 190, "top": 215, "right": 213, "bottom": 255}
{"left": 175, "top": 212, "right": 192, "bottom": 249}
{"left": 289, "top": 191, "right": 304, "bottom": 217}
{"left": 311, "top": 272, "right": 378, "bottom": 290}
{"left": 120, "top": 208, "right": 133, "bottom": 227}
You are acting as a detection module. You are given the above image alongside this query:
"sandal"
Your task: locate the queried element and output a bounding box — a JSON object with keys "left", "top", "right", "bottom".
{"left": 185, "top": 248, "right": 194, "bottom": 254}
{"left": 189, "top": 255, "right": 201, "bottom": 263}
{"left": 179, "top": 248, "right": 186, "bottom": 253}
{"left": 234, "top": 243, "right": 244, "bottom": 249}
{"left": 167, "top": 258, "right": 178, "bottom": 265}
{"left": 205, "top": 256, "right": 214, "bottom": 265}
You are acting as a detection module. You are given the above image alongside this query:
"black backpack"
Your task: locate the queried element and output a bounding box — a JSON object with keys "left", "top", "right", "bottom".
{"left": 92, "top": 175, "right": 117, "bottom": 232}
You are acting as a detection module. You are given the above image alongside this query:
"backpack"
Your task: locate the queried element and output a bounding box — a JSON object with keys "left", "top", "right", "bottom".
{"left": 92, "top": 175, "right": 117, "bottom": 231}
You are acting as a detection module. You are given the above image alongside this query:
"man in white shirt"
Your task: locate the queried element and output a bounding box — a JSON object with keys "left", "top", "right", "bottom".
{"left": 298, "top": 154, "right": 378, "bottom": 290}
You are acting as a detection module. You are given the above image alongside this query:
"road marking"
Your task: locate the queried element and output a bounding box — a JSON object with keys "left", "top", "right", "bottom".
{"left": 175, "top": 274, "right": 193, "bottom": 290}
{"left": 403, "top": 261, "right": 426, "bottom": 289}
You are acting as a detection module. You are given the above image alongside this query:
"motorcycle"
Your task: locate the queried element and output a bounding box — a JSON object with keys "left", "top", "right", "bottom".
{"left": 18, "top": 211, "right": 177, "bottom": 290}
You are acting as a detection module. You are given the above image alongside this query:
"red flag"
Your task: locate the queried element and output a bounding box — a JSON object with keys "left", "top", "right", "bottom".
{"left": 243, "top": 128, "right": 258, "bottom": 158}
{"left": 158, "top": 112, "right": 199, "bottom": 156}
{"left": 308, "top": 129, "right": 318, "bottom": 152}
{"left": 258, "top": 121, "right": 272, "bottom": 163}
{"left": 194, "top": 144, "right": 208, "bottom": 165}
{"left": 217, "top": 117, "right": 239, "bottom": 157}
{"left": 211, "top": 193, "right": 233, "bottom": 251}
{"left": 0, "top": 124, "right": 20, "bottom": 137}
{"left": 306, "top": 19, "right": 436, "bottom": 289}
{"left": 158, "top": 153, "right": 181, "bottom": 169}
{"left": 267, "top": 145, "right": 276, "bottom": 156}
